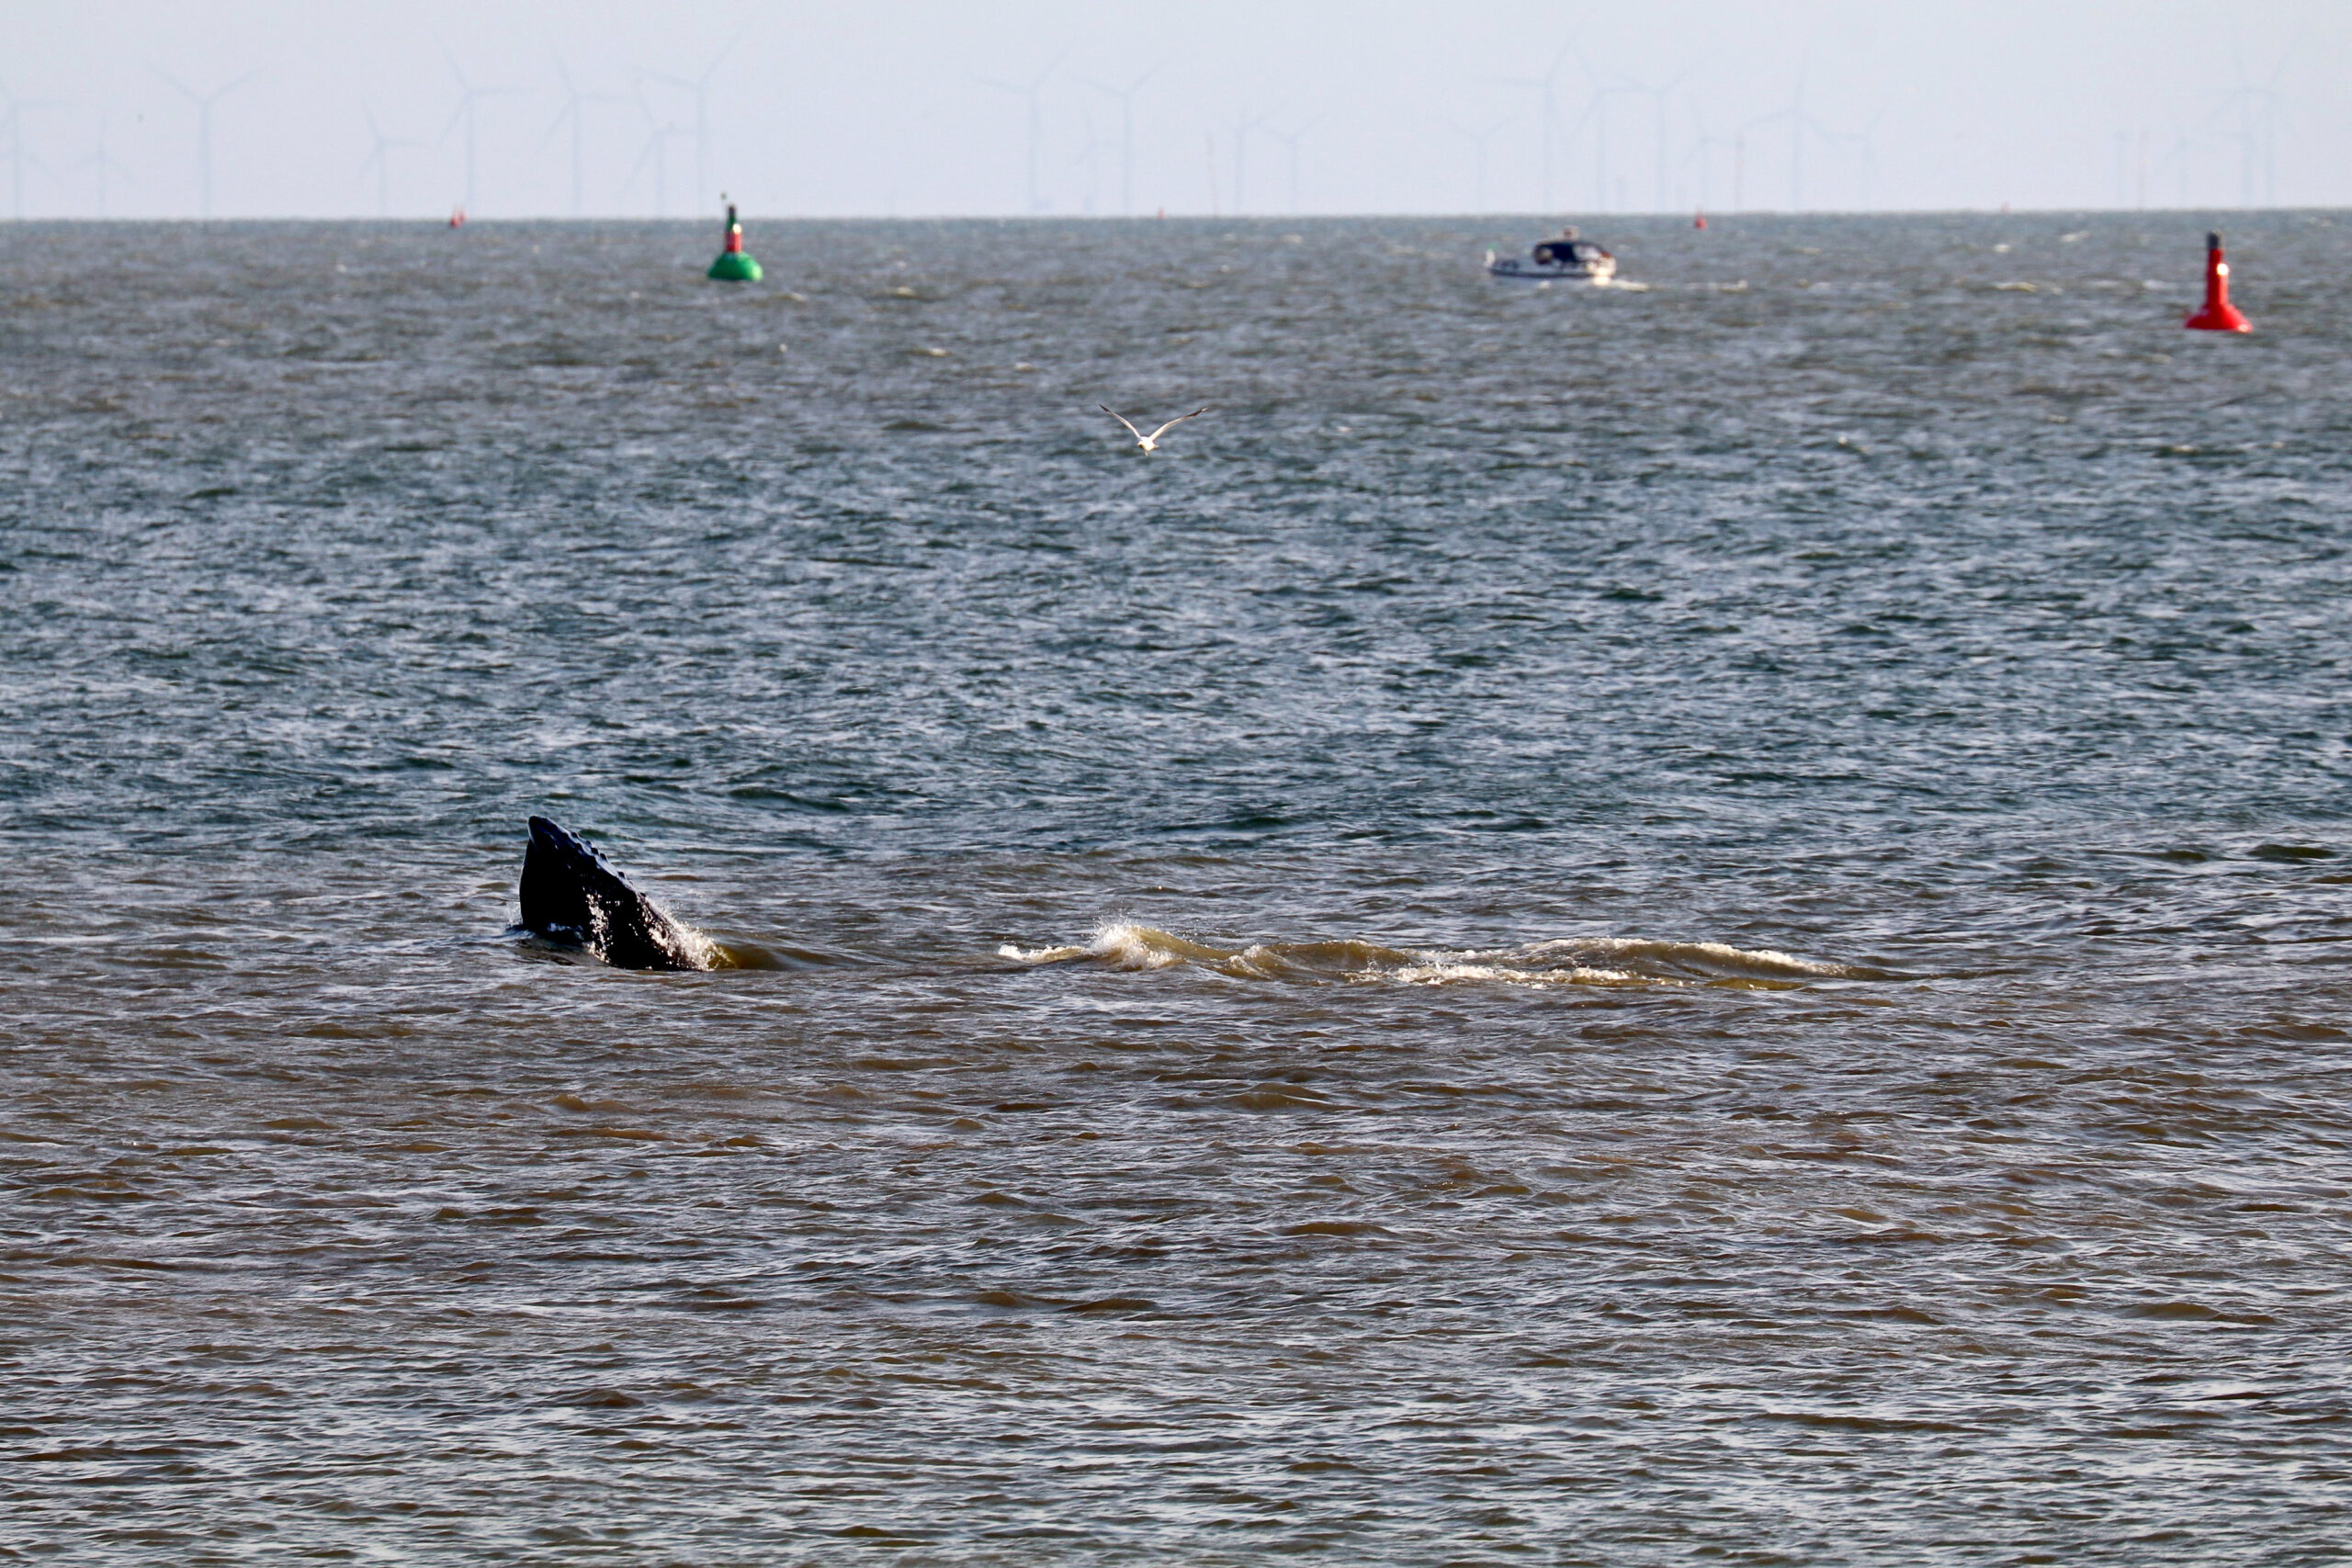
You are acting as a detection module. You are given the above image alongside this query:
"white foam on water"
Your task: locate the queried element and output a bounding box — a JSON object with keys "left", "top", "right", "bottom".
{"left": 1088, "top": 922, "right": 1194, "bottom": 969}
{"left": 663, "top": 919, "right": 722, "bottom": 972}
{"left": 1000, "top": 921, "right": 1193, "bottom": 969}
{"left": 998, "top": 941, "right": 1094, "bottom": 964}
{"left": 1382, "top": 960, "right": 1649, "bottom": 988}
{"left": 1520, "top": 936, "right": 1863, "bottom": 978}
{"left": 998, "top": 922, "right": 1859, "bottom": 990}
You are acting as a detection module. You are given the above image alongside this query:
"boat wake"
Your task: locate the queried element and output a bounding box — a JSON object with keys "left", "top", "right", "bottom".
{"left": 999, "top": 922, "right": 1874, "bottom": 990}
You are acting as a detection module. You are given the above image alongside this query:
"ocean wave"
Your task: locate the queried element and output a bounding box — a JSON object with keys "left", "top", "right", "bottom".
{"left": 999, "top": 921, "right": 1872, "bottom": 989}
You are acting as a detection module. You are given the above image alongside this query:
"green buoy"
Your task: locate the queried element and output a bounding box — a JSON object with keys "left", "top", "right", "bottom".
{"left": 708, "top": 201, "right": 762, "bottom": 282}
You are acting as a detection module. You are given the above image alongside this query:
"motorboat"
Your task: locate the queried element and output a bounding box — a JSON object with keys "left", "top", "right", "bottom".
{"left": 1486, "top": 225, "right": 1618, "bottom": 284}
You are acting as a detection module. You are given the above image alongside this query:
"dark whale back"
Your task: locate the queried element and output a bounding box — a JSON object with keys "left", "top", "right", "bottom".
{"left": 518, "top": 816, "right": 708, "bottom": 971}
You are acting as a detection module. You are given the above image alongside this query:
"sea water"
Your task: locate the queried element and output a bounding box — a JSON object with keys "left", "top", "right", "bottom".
{"left": 3, "top": 213, "right": 2349, "bottom": 1562}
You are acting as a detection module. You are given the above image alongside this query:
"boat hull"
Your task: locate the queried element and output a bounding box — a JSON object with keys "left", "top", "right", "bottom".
{"left": 1486, "top": 258, "right": 1617, "bottom": 285}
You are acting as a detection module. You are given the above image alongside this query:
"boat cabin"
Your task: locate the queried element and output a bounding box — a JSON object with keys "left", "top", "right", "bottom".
{"left": 1532, "top": 228, "right": 1611, "bottom": 268}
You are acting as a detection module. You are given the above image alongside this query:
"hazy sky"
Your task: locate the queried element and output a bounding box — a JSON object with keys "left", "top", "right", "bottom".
{"left": 4, "top": 1, "right": 2342, "bottom": 220}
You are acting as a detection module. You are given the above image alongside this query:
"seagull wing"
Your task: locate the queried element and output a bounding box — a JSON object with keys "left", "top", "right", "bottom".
{"left": 1100, "top": 405, "right": 1146, "bottom": 442}
{"left": 1148, "top": 407, "right": 1210, "bottom": 442}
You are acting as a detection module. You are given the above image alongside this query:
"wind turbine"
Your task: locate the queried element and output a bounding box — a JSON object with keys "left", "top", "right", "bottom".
{"left": 2151, "top": 125, "right": 2199, "bottom": 207}
{"left": 1785, "top": 60, "right": 1815, "bottom": 211}
{"left": 624, "top": 91, "right": 689, "bottom": 216}
{"left": 548, "top": 55, "right": 627, "bottom": 216}
{"left": 1262, "top": 115, "right": 1320, "bottom": 213}
{"left": 1075, "top": 66, "right": 1158, "bottom": 217}
{"left": 1227, "top": 107, "right": 1272, "bottom": 214}
{"left": 1495, "top": 41, "right": 1577, "bottom": 211}
{"left": 1452, "top": 116, "right": 1512, "bottom": 212}
{"left": 1683, "top": 117, "right": 1733, "bottom": 214}
{"left": 153, "top": 67, "right": 257, "bottom": 220}
{"left": 2218, "top": 53, "right": 2290, "bottom": 208}
{"left": 441, "top": 55, "right": 519, "bottom": 216}
{"left": 75, "top": 116, "right": 134, "bottom": 218}
{"left": 981, "top": 56, "right": 1060, "bottom": 214}
{"left": 1852, "top": 107, "right": 1887, "bottom": 210}
{"left": 1069, "top": 105, "right": 1112, "bottom": 214}
{"left": 643, "top": 32, "right": 742, "bottom": 211}
{"left": 1614, "top": 60, "right": 1702, "bottom": 213}
{"left": 1802, "top": 108, "right": 1882, "bottom": 211}
{"left": 1572, "top": 51, "right": 1641, "bottom": 212}
{"left": 0, "top": 80, "right": 67, "bottom": 219}
{"left": 1736, "top": 104, "right": 1799, "bottom": 210}
{"left": 358, "top": 107, "right": 424, "bottom": 218}
{"left": 1728, "top": 46, "right": 1829, "bottom": 214}
{"left": 1739, "top": 59, "right": 1833, "bottom": 215}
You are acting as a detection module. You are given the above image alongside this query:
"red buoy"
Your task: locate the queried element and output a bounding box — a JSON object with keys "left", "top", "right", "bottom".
{"left": 2184, "top": 231, "right": 2251, "bottom": 333}
{"left": 1694, "top": 210, "right": 1707, "bottom": 231}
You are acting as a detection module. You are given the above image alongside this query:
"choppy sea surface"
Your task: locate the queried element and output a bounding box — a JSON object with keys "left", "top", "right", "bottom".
{"left": 4, "top": 211, "right": 2349, "bottom": 1563}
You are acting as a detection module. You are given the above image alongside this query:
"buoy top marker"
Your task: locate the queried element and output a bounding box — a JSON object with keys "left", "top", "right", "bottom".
{"left": 2184, "top": 230, "right": 2251, "bottom": 333}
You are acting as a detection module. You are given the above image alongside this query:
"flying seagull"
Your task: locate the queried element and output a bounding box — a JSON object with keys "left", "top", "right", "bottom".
{"left": 1101, "top": 404, "right": 1209, "bottom": 453}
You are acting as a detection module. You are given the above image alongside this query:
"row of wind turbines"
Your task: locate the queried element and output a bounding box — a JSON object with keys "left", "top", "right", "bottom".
{"left": 368, "top": 46, "right": 739, "bottom": 219}
{"left": 1456, "top": 41, "right": 2295, "bottom": 217}
{"left": 985, "top": 61, "right": 1318, "bottom": 217}
{"left": 984, "top": 44, "right": 2300, "bottom": 220}
{"left": 0, "top": 45, "right": 739, "bottom": 222}
{"left": 0, "top": 43, "right": 2306, "bottom": 220}
{"left": 2, "top": 79, "right": 134, "bottom": 218}
{"left": 995, "top": 46, "right": 1880, "bottom": 219}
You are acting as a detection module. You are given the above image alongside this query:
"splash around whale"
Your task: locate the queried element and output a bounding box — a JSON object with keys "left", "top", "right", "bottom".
{"left": 505, "top": 818, "right": 1871, "bottom": 987}
{"left": 514, "top": 816, "right": 716, "bottom": 971}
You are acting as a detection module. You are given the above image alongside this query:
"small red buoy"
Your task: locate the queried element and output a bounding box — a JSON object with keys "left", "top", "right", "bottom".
{"left": 1694, "top": 210, "right": 1707, "bottom": 231}
{"left": 2184, "top": 231, "right": 2251, "bottom": 333}
{"left": 448, "top": 206, "right": 466, "bottom": 230}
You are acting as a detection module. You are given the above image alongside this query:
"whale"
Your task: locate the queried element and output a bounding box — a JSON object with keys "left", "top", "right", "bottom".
{"left": 516, "top": 816, "right": 712, "bottom": 971}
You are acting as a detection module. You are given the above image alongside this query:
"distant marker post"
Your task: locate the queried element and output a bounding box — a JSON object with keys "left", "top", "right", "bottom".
{"left": 2184, "top": 230, "right": 2250, "bottom": 333}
